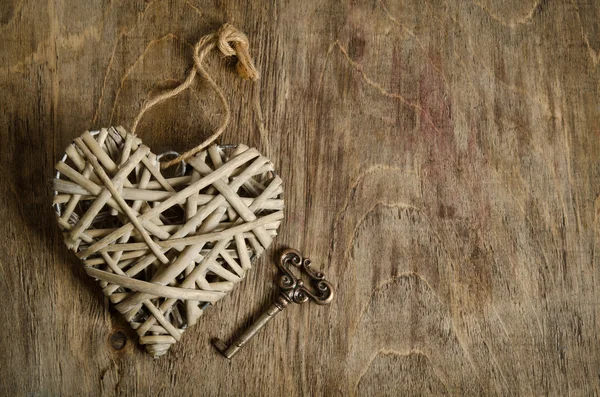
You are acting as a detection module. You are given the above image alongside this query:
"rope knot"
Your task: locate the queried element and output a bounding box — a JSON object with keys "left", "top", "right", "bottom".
{"left": 216, "top": 23, "right": 259, "bottom": 81}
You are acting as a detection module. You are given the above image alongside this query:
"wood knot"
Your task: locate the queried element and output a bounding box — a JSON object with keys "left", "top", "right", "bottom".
{"left": 109, "top": 330, "right": 127, "bottom": 351}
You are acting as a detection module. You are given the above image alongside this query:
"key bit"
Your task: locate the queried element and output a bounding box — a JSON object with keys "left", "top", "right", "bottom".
{"left": 212, "top": 248, "right": 334, "bottom": 359}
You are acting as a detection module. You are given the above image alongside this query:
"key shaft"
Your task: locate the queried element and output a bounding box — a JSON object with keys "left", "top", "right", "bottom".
{"left": 213, "top": 297, "right": 289, "bottom": 359}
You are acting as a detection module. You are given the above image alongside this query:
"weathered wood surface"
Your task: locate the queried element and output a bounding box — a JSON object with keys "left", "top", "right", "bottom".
{"left": 1, "top": 0, "right": 599, "bottom": 395}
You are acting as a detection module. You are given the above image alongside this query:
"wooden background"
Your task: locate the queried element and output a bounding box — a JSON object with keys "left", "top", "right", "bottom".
{"left": 1, "top": 0, "right": 599, "bottom": 395}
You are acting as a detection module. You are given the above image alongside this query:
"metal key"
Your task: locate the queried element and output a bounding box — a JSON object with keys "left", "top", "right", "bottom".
{"left": 212, "top": 248, "right": 334, "bottom": 359}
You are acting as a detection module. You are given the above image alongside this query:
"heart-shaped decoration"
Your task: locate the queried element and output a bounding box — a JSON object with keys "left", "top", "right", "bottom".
{"left": 52, "top": 126, "right": 284, "bottom": 357}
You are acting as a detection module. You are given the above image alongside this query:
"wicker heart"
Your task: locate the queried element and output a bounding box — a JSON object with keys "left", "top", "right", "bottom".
{"left": 52, "top": 126, "right": 283, "bottom": 357}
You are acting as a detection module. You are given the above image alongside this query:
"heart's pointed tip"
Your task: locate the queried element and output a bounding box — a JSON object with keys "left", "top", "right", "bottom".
{"left": 145, "top": 343, "right": 172, "bottom": 358}
{"left": 64, "top": 239, "right": 76, "bottom": 250}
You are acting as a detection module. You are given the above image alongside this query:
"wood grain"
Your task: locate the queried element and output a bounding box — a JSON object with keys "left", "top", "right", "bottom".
{"left": 1, "top": 0, "right": 600, "bottom": 395}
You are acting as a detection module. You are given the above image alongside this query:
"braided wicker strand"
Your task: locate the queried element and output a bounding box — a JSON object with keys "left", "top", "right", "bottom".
{"left": 53, "top": 126, "right": 283, "bottom": 357}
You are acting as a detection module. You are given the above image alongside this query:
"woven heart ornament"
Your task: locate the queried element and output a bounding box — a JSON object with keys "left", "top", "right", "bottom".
{"left": 51, "top": 24, "right": 284, "bottom": 357}
{"left": 53, "top": 126, "right": 283, "bottom": 356}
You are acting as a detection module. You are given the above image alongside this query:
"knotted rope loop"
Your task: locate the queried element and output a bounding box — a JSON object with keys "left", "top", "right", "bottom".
{"left": 131, "top": 23, "right": 259, "bottom": 169}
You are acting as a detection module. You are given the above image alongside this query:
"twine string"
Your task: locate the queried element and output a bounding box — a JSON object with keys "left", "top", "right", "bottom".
{"left": 130, "top": 23, "right": 259, "bottom": 169}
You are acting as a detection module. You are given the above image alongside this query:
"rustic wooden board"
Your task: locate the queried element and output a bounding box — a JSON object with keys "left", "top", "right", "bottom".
{"left": 1, "top": 0, "right": 600, "bottom": 395}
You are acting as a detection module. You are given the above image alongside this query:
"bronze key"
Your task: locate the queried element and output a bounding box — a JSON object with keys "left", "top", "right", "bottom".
{"left": 212, "top": 248, "right": 334, "bottom": 359}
